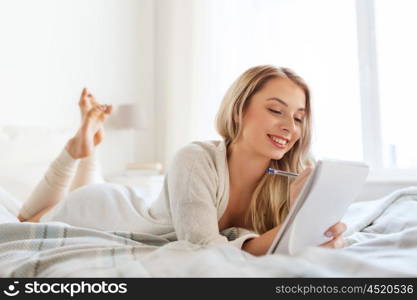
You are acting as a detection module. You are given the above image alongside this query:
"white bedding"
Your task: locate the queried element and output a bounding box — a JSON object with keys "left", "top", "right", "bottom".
{"left": 0, "top": 186, "right": 416, "bottom": 277}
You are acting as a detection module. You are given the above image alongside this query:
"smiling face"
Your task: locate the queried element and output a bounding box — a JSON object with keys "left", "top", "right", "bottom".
{"left": 235, "top": 77, "right": 306, "bottom": 160}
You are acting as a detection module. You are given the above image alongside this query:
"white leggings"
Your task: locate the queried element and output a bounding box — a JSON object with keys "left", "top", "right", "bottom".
{"left": 18, "top": 148, "right": 104, "bottom": 220}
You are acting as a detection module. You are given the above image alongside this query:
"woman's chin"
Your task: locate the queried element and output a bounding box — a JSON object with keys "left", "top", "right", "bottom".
{"left": 270, "top": 148, "right": 290, "bottom": 160}
{"left": 271, "top": 154, "right": 284, "bottom": 160}
{"left": 266, "top": 150, "right": 285, "bottom": 160}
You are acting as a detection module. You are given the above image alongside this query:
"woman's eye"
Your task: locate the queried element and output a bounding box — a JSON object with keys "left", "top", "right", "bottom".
{"left": 268, "top": 108, "right": 303, "bottom": 123}
{"left": 268, "top": 108, "right": 282, "bottom": 115}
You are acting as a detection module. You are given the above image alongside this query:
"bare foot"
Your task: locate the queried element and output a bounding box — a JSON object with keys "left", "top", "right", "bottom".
{"left": 78, "top": 88, "right": 113, "bottom": 146}
{"left": 65, "top": 105, "right": 112, "bottom": 159}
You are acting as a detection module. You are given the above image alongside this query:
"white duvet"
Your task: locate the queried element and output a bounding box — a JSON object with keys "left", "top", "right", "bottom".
{"left": 0, "top": 186, "right": 416, "bottom": 277}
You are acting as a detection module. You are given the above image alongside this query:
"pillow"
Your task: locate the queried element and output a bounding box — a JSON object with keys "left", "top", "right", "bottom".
{"left": 0, "top": 125, "right": 73, "bottom": 204}
{"left": 0, "top": 185, "right": 21, "bottom": 217}
{"left": 0, "top": 125, "right": 137, "bottom": 204}
{"left": 0, "top": 162, "right": 48, "bottom": 204}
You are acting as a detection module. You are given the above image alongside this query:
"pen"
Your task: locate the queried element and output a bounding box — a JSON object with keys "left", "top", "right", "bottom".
{"left": 266, "top": 167, "right": 299, "bottom": 178}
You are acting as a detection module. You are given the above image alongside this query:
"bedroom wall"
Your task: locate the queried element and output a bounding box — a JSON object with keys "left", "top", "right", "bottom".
{"left": 0, "top": 0, "right": 156, "bottom": 174}
{"left": 1, "top": 1, "right": 414, "bottom": 204}
{"left": 153, "top": 0, "right": 196, "bottom": 169}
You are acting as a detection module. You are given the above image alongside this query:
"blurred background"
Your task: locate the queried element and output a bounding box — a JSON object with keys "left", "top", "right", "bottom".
{"left": 0, "top": 0, "right": 416, "bottom": 204}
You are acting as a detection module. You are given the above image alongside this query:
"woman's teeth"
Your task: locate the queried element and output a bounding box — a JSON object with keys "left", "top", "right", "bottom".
{"left": 269, "top": 135, "right": 288, "bottom": 145}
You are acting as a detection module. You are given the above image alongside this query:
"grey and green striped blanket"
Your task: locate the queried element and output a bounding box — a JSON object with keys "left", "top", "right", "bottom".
{"left": 1, "top": 186, "right": 417, "bottom": 277}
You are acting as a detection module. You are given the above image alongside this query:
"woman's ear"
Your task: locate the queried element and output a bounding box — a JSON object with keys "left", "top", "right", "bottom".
{"left": 233, "top": 113, "right": 239, "bottom": 124}
{"left": 233, "top": 108, "right": 241, "bottom": 124}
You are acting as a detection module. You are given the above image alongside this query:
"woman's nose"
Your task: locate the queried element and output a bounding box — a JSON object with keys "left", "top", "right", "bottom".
{"left": 279, "top": 116, "right": 296, "bottom": 132}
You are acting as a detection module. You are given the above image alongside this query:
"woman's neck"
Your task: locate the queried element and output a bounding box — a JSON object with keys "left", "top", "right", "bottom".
{"left": 227, "top": 141, "right": 270, "bottom": 194}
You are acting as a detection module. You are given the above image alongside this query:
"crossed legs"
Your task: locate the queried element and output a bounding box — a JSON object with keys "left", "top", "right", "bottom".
{"left": 17, "top": 88, "right": 113, "bottom": 222}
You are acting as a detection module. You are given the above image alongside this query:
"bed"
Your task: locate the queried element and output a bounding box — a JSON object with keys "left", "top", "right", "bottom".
{"left": 1, "top": 126, "right": 417, "bottom": 277}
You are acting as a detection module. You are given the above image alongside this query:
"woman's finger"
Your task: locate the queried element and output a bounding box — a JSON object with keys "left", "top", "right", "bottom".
{"left": 320, "top": 235, "right": 345, "bottom": 248}
{"left": 324, "top": 222, "right": 347, "bottom": 238}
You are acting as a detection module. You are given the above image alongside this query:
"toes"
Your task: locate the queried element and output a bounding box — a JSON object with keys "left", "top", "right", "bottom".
{"left": 85, "top": 104, "right": 112, "bottom": 124}
{"left": 104, "top": 104, "right": 113, "bottom": 114}
{"left": 96, "top": 104, "right": 112, "bottom": 116}
{"left": 83, "top": 92, "right": 110, "bottom": 115}
{"left": 96, "top": 104, "right": 106, "bottom": 111}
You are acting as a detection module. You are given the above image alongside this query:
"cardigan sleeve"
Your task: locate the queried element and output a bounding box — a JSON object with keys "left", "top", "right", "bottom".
{"left": 221, "top": 227, "right": 260, "bottom": 249}
{"left": 167, "top": 144, "right": 259, "bottom": 249}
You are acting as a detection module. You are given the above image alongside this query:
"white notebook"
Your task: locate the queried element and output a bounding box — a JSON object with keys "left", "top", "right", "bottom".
{"left": 267, "top": 159, "right": 370, "bottom": 255}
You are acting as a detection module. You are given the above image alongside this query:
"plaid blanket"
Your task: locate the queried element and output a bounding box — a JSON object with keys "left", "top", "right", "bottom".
{"left": 1, "top": 186, "right": 417, "bottom": 277}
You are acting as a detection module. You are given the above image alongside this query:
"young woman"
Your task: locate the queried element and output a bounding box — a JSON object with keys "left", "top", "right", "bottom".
{"left": 17, "top": 65, "right": 346, "bottom": 256}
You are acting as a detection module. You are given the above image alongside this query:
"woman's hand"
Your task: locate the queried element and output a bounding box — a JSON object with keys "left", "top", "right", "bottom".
{"left": 319, "top": 221, "right": 347, "bottom": 249}
{"left": 289, "top": 167, "right": 313, "bottom": 209}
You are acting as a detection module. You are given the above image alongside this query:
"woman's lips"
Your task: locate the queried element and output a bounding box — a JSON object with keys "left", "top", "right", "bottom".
{"left": 267, "top": 134, "right": 287, "bottom": 149}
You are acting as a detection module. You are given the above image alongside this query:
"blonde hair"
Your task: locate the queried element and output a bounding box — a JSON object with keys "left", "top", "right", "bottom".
{"left": 215, "top": 65, "right": 316, "bottom": 234}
